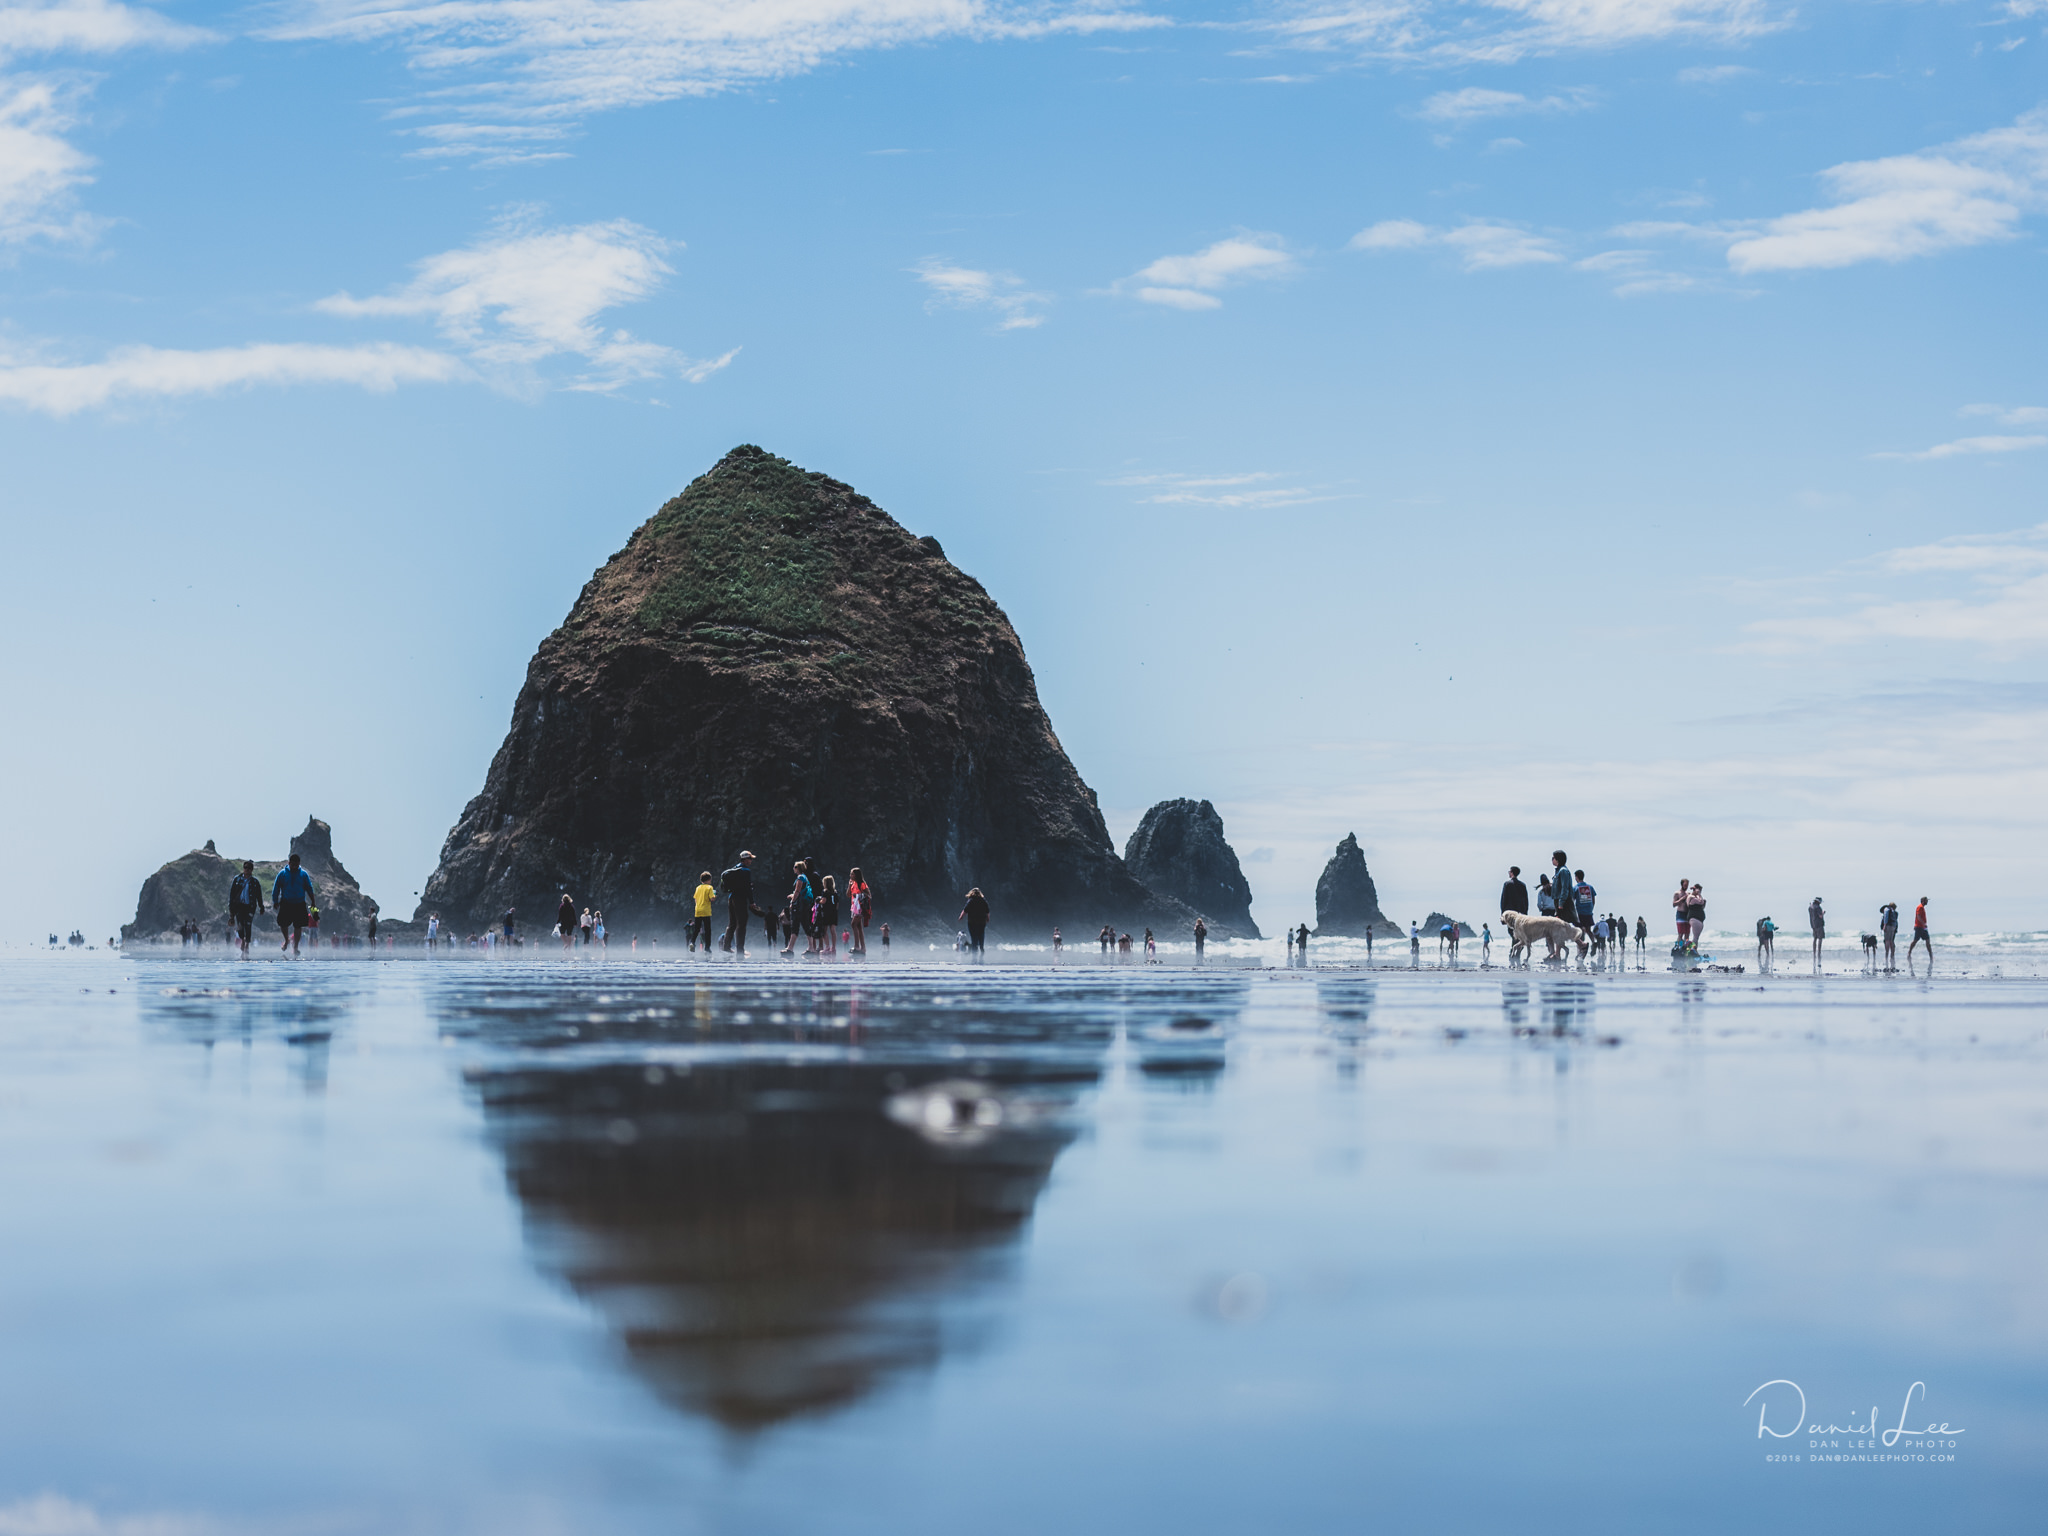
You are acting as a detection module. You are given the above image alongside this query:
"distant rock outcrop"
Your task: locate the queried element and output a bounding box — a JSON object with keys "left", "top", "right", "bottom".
{"left": 122, "top": 817, "right": 382, "bottom": 945}
{"left": 1122, "top": 799, "right": 1260, "bottom": 939}
{"left": 415, "top": 446, "right": 1196, "bottom": 941}
{"left": 1420, "top": 910, "right": 1478, "bottom": 939}
{"left": 1313, "top": 833, "right": 1398, "bottom": 939}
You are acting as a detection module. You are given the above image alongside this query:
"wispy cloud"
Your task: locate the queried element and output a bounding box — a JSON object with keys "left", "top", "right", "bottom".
{"left": 1724, "top": 106, "right": 2048, "bottom": 273}
{"left": 1414, "top": 84, "right": 1594, "bottom": 125}
{"left": 317, "top": 216, "right": 733, "bottom": 389}
{"left": 0, "top": 0, "right": 211, "bottom": 61}
{"left": 912, "top": 260, "right": 1049, "bottom": 329}
{"left": 1677, "top": 62, "right": 1752, "bottom": 83}
{"left": 0, "top": 3, "right": 211, "bottom": 246}
{"left": 1349, "top": 217, "right": 1561, "bottom": 269}
{"left": 0, "top": 1493, "right": 215, "bottom": 1535}
{"left": 0, "top": 216, "right": 733, "bottom": 414}
{"left": 264, "top": 0, "right": 1168, "bottom": 159}
{"left": 1114, "top": 234, "right": 1297, "bottom": 309}
{"left": 1102, "top": 470, "right": 1342, "bottom": 507}
{"left": 1962, "top": 402, "right": 2048, "bottom": 426}
{"left": 1872, "top": 434, "right": 2048, "bottom": 462}
{"left": 1267, "top": 0, "right": 1781, "bottom": 66}
{"left": 0, "top": 341, "right": 469, "bottom": 415}
{"left": 1746, "top": 522, "right": 2048, "bottom": 650}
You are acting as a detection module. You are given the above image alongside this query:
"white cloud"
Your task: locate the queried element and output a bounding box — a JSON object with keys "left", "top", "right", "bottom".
{"left": 265, "top": 0, "right": 1168, "bottom": 156}
{"left": 1746, "top": 523, "right": 2048, "bottom": 650}
{"left": 0, "top": 341, "right": 470, "bottom": 416}
{"left": 1725, "top": 107, "right": 2048, "bottom": 273}
{"left": 1677, "top": 61, "right": 1752, "bottom": 82}
{"left": 1349, "top": 217, "right": 1561, "bottom": 269}
{"left": 1872, "top": 434, "right": 2048, "bottom": 462}
{"left": 0, "top": 216, "right": 732, "bottom": 415}
{"left": 1268, "top": 0, "right": 1779, "bottom": 66}
{"left": 317, "top": 217, "right": 730, "bottom": 388}
{"left": 1962, "top": 402, "right": 2048, "bottom": 426}
{"left": 1102, "top": 470, "right": 1341, "bottom": 507}
{"left": 0, "top": 76, "right": 94, "bottom": 245}
{"left": 1414, "top": 84, "right": 1593, "bottom": 124}
{"left": 0, "top": 4, "right": 208, "bottom": 246}
{"left": 912, "top": 260, "right": 1049, "bottom": 329}
{"left": 0, "top": 0, "right": 210, "bottom": 61}
{"left": 0, "top": 1494, "right": 213, "bottom": 1536}
{"left": 1116, "top": 234, "right": 1297, "bottom": 309}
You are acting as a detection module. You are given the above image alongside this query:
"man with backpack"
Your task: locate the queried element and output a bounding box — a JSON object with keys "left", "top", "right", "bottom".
{"left": 720, "top": 851, "right": 760, "bottom": 955}
{"left": 227, "top": 860, "right": 265, "bottom": 957}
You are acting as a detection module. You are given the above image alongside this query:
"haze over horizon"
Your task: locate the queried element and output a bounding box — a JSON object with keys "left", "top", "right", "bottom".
{"left": 2, "top": 0, "right": 2045, "bottom": 940}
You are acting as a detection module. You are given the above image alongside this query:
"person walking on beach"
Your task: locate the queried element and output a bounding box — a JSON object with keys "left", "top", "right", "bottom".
{"left": 558, "top": 893, "right": 577, "bottom": 952}
{"left": 1756, "top": 915, "right": 1776, "bottom": 965}
{"left": 818, "top": 875, "right": 839, "bottom": 956}
{"left": 847, "top": 867, "right": 870, "bottom": 955}
{"left": 960, "top": 888, "right": 990, "bottom": 956}
{"left": 689, "top": 872, "right": 715, "bottom": 952}
{"left": 272, "top": 852, "right": 316, "bottom": 957}
{"left": 1481, "top": 923, "right": 1492, "bottom": 962}
{"left": 1193, "top": 918, "right": 1206, "bottom": 958}
{"left": 1674, "top": 878, "right": 1691, "bottom": 951}
{"left": 1635, "top": 916, "right": 1646, "bottom": 955}
{"left": 1409, "top": 921, "right": 1420, "bottom": 962}
{"left": 228, "top": 860, "right": 265, "bottom": 957}
{"left": 1688, "top": 885, "right": 1705, "bottom": 949}
{"left": 1908, "top": 897, "right": 1932, "bottom": 963}
{"left": 1879, "top": 903, "right": 1899, "bottom": 969}
{"left": 1296, "top": 923, "right": 1309, "bottom": 959}
{"left": 1572, "top": 870, "right": 1596, "bottom": 932}
{"left": 1501, "top": 866, "right": 1528, "bottom": 918}
{"left": 784, "top": 861, "right": 813, "bottom": 955}
{"left": 879, "top": 923, "right": 890, "bottom": 953}
{"left": 720, "top": 852, "right": 759, "bottom": 955}
{"left": 1144, "top": 928, "right": 1157, "bottom": 962}
{"left": 1053, "top": 927, "right": 1063, "bottom": 957}
{"left": 593, "top": 912, "right": 606, "bottom": 951}
{"left": 1101, "top": 924, "right": 1114, "bottom": 955}
{"left": 1808, "top": 898, "right": 1826, "bottom": 962}
{"left": 1550, "top": 851, "right": 1573, "bottom": 926}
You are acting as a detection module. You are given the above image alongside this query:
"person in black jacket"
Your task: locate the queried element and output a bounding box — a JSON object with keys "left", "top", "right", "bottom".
{"left": 1500, "top": 866, "right": 1528, "bottom": 917}
{"left": 721, "top": 852, "right": 760, "bottom": 954}
{"left": 959, "top": 888, "right": 990, "bottom": 955}
{"left": 227, "top": 860, "right": 265, "bottom": 957}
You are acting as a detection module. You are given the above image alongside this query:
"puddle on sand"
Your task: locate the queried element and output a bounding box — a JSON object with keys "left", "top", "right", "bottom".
{"left": 0, "top": 958, "right": 2043, "bottom": 1534}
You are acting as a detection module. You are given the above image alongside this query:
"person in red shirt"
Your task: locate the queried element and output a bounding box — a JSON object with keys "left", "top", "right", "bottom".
{"left": 1908, "top": 897, "right": 1932, "bottom": 962}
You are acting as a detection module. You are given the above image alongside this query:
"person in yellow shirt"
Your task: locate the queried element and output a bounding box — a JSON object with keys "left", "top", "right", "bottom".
{"left": 689, "top": 871, "right": 716, "bottom": 952}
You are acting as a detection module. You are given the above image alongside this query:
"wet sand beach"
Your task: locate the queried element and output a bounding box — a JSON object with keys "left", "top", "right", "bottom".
{"left": 0, "top": 954, "right": 2041, "bottom": 1532}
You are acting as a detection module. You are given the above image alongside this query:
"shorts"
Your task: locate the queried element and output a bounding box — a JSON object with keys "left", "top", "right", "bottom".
{"left": 1914, "top": 927, "right": 1929, "bottom": 939}
{"left": 277, "top": 900, "right": 309, "bottom": 931}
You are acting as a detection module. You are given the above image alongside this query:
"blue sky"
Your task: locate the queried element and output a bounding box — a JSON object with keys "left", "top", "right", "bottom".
{"left": 2, "top": 0, "right": 2045, "bottom": 940}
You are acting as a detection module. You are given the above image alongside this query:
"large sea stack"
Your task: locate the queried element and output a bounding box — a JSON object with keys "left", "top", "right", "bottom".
{"left": 416, "top": 447, "right": 1195, "bottom": 940}
{"left": 1313, "top": 832, "right": 1397, "bottom": 939}
{"left": 1122, "top": 799, "right": 1260, "bottom": 939}
{"left": 122, "top": 817, "right": 381, "bottom": 944}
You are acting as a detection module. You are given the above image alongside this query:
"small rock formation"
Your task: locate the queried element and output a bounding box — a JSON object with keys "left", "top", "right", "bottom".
{"left": 416, "top": 446, "right": 1196, "bottom": 940}
{"left": 1420, "top": 910, "right": 1478, "bottom": 939}
{"left": 1122, "top": 799, "right": 1260, "bottom": 939}
{"left": 1313, "top": 833, "right": 1398, "bottom": 939}
{"left": 122, "top": 816, "right": 382, "bottom": 944}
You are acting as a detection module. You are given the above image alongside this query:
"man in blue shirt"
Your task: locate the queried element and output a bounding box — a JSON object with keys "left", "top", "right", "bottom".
{"left": 271, "top": 853, "right": 317, "bottom": 957}
{"left": 1573, "top": 870, "right": 1596, "bottom": 929}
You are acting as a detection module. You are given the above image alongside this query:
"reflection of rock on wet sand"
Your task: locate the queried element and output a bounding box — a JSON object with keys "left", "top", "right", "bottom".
{"left": 472, "top": 1058, "right": 1092, "bottom": 1431}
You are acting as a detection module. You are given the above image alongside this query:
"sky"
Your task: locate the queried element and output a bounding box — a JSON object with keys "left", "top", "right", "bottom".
{"left": 1, "top": 0, "right": 2045, "bottom": 942}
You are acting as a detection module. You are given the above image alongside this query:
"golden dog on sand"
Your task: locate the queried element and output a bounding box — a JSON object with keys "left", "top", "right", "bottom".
{"left": 1501, "top": 911, "right": 1586, "bottom": 961}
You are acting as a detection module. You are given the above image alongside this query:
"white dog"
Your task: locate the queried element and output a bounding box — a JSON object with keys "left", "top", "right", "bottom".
{"left": 1502, "top": 910, "right": 1585, "bottom": 962}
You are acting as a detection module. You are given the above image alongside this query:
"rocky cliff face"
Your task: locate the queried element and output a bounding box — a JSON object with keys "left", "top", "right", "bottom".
{"left": 415, "top": 446, "right": 1196, "bottom": 941}
{"left": 1420, "top": 910, "right": 1478, "bottom": 939}
{"left": 1313, "top": 833, "right": 1398, "bottom": 939}
{"left": 122, "top": 817, "right": 382, "bottom": 944}
{"left": 1122, "top": 799, "right": 1260, "bottom": 939}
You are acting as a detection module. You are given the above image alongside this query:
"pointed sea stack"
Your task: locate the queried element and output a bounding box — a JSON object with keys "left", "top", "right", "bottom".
{"left": 416, "top": 447, "right": 1195, "bottom": 940}
{"left": 1313, "top": 832, "right": 1397, "bottom": 938}
{"left": 122, "top": 817, "right": 382, "bottom": 944}
{"left": 1122, "top": 799, "right": 1260, "bottom": 939}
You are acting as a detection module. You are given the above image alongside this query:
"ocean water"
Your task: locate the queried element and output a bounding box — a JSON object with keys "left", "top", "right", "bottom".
{"left": 1, "top": 951, "right": 2043, "bottom": 1532}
